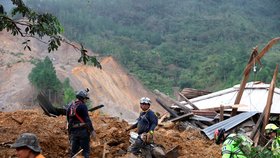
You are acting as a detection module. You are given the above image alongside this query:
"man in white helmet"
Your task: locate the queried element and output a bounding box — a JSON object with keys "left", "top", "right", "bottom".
{"left": 264, "top": 123, "right": 280, "bottom": 157}
{"left": 126, "top": 97, "right": 158, "bottom": 155}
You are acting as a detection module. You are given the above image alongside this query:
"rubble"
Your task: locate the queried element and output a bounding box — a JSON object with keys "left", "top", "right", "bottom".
{"left": 0, "top": 109, "right": 221, "bottom": 158}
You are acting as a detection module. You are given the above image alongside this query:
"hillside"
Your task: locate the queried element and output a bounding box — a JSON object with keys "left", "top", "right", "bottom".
{"left": 25, "top": 0, "right": 280, "bottom": 94}
{"left": 0, "top": 30, "right": 164, "bottom": 121}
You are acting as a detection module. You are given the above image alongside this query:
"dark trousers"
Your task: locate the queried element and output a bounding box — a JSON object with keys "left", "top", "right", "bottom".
{"left": 69, "top": 128, "right": 90, "bottom": 158}
{"left": 129, "top": 137, "right": 152, "bottom": 157}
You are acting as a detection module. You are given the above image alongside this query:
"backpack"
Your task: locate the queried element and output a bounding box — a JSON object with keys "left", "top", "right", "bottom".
{"left": 68, "top": 101, "right": 85, "bottom": 124}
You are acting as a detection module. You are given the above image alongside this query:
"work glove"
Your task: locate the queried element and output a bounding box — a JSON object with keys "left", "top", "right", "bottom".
{"left": 147, "top": 131, "right": 154, "bottom": 143}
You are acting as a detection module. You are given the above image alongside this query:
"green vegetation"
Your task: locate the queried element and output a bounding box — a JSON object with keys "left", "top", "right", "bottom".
{"left": 28, "top": 56, "right": 75, "bottom": 105}
{"left": 23, "top": 0, "right": 280, "bottom": 95}
{"left": 248, "top": 146, "right": 274, "bottom": 158}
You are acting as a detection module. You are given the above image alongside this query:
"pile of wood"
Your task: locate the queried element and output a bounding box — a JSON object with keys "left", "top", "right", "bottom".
{"left": 154, "top": 90, "right": 224, "bottom": 130}
{"left": 180, "top": 88, "right": 211, "bottom": 99}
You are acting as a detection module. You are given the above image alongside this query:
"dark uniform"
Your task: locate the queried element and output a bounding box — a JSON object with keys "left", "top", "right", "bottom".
{"left": 129, "top": 108, "right": 158, "bottom": 154}
{"left": 66, "top": 89, "right": 94, "bottom": 158}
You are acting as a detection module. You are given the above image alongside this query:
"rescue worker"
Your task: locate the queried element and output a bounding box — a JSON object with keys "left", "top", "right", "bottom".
{"left": 214, "top": 128, "right": 253, "bottom": 158}
{"left": 66, "top": 89, "right": 95, "bottom": 158}
{"left": 11, "top": 133, "right": 45, "bottom": 158}
{"left": 264, "top": 123, "right": 280, "bottom": 157}
{"left": 126, "top": 97, "right": 158, "bottom": 155}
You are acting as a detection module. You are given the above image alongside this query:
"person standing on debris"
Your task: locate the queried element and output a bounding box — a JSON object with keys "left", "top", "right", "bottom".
{"left": 66, "top": 89, "right": 95, "bottom": 158}
{"left": 214, "top": 128, "right": 253, "bottom": 158}
{"left": 126, "top": 97, "right": 158, "bottom": 155}
{"left": 264, "top": 123, "right": 280, "bottom": 157}
{"left": 11, "top": 133, "right": 45, "bottom": 158}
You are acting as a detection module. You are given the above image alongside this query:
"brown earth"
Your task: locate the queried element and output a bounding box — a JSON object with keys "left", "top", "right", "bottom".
{"left": 0, "top": 109, "right": 221, "bottom": 158}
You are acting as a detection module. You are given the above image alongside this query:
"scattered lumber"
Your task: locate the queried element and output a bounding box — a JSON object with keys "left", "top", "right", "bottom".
{"left": 191, "top": 110, "right": 217, "bottom": 118}
{"left": 180, "top": 88, "right": 211, "bottom": 99}
{"left": 179, "top": 92, "right": 199, "bottom": 110}
{"left": 156, "top": 98, "right": 178, "bottom": 118}
{"left": 169, "top": 113, "right": 194, "bottom": 122}
{"left": 154, "top": 89, "right": 191, "bottom": 113}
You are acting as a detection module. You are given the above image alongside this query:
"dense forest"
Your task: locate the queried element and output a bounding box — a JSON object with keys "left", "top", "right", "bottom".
{"left": 24, "top": 0, "right": 280, "bottom": 95}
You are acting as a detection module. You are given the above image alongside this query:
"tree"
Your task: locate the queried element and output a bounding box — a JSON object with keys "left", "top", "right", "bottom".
{"left": 28, "top": 56, "right": 62, "bottom": 94}
{"left": 62, "top": 78, "right": 75, "bottom": 105}
{"left": 0, "top": 0, "right": 101, "bottom": 67}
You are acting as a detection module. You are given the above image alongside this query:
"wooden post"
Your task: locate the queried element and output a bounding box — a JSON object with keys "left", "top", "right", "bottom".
{"left": 219, "top": 105, "right": 224, "bottom": 122}
{"left": 250, "top": 64, "right": 278, "bottom": 145}
{"left": 261, "top": 64, "right": 278, "bottom": 134}
{"left": 232, "top": 37, "right": 280, "bottom": 116}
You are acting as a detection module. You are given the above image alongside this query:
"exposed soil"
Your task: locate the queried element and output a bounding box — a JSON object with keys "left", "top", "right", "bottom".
{"left": 0, "top": 109, "right": 221, "bottom": 158}
{"left": 0, "top": 31, "right": 164, "bottom": 122}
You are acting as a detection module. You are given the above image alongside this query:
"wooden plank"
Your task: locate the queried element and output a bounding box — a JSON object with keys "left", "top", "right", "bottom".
{"left": 156, "top": 98, "right": 178, "bottom": 118}
{"left": 220, "top": 105, "right": 224, "bottom": 122}
{"left": 154, "top": 89, "right": 191, "bottom": 113}
{"left": 169, "top": 113, "right": 193, "bottom": 122}
{"left": 191, "top": 110, "right": 217, "bottom": 118}
{"left": 261, "top": 65, "right": 278, "bottom": 134}
{"left": 232, "top": 47, "right": 258, "bottom": 116}
{"left": 250, "top": 65, "right": 278, "bottom": 143}
{"left": 179, "top": 92, "right": 199, "bottom": 110}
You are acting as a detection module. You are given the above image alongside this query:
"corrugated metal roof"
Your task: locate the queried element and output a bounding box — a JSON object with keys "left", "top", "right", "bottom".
{"left": 181, "top": 82, "right": 280, "bottom": 113}
{"left": 202, "top": 111, "right": 258, "bottom": 139}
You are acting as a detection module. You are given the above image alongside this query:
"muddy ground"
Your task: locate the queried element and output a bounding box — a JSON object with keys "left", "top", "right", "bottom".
{"left": 0, "top": 109, "right": 221, "bottom": 158}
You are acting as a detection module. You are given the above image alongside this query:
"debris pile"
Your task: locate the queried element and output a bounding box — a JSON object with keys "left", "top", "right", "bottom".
{"left": 0, "top": 109, "right": 221, "bottom": 158}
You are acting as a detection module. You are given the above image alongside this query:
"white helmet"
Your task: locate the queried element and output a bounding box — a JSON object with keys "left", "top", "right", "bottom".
{"left": 140, "top": 97, "right": 151, "bottom": 105}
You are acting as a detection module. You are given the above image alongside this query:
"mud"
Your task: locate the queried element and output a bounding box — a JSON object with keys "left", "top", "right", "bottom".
{"left": 0, "top": 109, "right": 221, "bottom": 158}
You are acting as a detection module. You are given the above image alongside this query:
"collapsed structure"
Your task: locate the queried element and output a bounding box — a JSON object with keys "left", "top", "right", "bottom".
{"left": 154, "top": 37, "right": 280, "bottom": 147}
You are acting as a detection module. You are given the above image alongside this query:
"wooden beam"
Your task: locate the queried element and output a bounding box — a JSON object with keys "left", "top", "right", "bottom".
{"left": 261, "top": 64, "right": 278, "bottom": 134}
{"left": 231, "top": 47, "right": 258, "bottom": 116}
{"left": 191, "top": 110, "right": 217, "bottom": 118}
{"left": 154, "top": 89, "right": 191, "bottom": 113}
{"left": 232, "top": 37, "right": 280, "bottom": 116}
{"left": 179, "top": 92, "right": 199, "bottom": 110}
{"left": 156, "top": 98, "right": 179, "bottom": 118}
{"left": 169, "top": 113, "right": 194, "bottom": 122}
{"left": 219, "top": 105, "right": 224, "bottom": 122}
{"left": 250, "top": 64, "right": 278, "bottom": 143}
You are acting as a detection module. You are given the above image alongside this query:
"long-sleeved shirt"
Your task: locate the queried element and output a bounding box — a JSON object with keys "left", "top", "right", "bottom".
{"left": 131, "top": 109, "right": 158, "bottom": 135}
